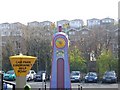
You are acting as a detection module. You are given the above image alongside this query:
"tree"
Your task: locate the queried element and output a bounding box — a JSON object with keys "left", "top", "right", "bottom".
{"left": 69, "top": 46, "right": 87, "bottom": 73}
{"left": 96, "top": 49, "right": 118, "bottom": 78}
{"left": 25, "top": 35, "right": 52, "bottom": 75}
{"left": 2, "top": 41, "right": 14, "bottom": 72}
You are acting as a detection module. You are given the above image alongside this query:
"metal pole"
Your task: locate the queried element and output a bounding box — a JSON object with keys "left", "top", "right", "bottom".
{"left": 44, "top": 62, "right": 47, "bottom": 90}
{"left": 16, "top": 76, "right": 26, "bottom": 89}
{"left": 12, "top": 84, "right": 15, "bottom": 90}
{"left": 1, "top": 73, "right": 3, "bottom": 90}
{"left": 44, "top": 54, "right": 48, "bottom": 90}
{"left": 81, "top": 86, "right": 82, "bottom": 90}
{"left": 42, "top": 80, "right": 44, "bottom": 90}
{"left": 78, "top": 84, "right": 80, "bottom": 90}
{"left": 44, "top": 80, "right": 46, "bottom": 90}
{"left": 0, "top": 29, "right": 2, "bottom": 90}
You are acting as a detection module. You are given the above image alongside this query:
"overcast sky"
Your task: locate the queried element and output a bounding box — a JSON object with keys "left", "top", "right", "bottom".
{"left": 0, "top": 0, "right": 119, "bottom": 25}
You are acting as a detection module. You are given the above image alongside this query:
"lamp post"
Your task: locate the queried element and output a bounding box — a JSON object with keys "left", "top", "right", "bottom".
{"left": 35, "top": 39, "right": 40, "bottom": 72}
{"left": 44, "top": 53, "right": 49, "bottom": 90}
{"left": 0, "top": 31, "right": 2, "bottom": 90}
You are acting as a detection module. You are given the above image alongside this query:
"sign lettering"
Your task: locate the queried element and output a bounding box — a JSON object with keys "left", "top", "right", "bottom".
{"left": 10, "top": 58, "right": 36, "bottom": 77}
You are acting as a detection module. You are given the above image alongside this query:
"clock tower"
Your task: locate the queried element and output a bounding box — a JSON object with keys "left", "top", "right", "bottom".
{"left": 50, "top": 26, "right": 71, "bottom": 89}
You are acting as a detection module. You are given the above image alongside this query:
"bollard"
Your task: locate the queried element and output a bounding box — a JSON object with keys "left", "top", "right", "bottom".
{"left": 44, "top": 81, "right": 46, "bottom": 90}
{"left": 24, "top": 84, "right": 31, "bottom": 90}
{"left": 81, "top": 86, "right": 82, "bottom": 90}
{"left": 78, "top": 84, "right": 80, "bottom": 90}
{"left": 12, "top": 84, "right": 15, "bottom": 90}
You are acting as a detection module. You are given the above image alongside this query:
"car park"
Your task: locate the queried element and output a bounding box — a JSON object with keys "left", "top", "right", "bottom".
{"left": 70, "top": 71, "right": 81, "bottom": 82}
{"left": 102, "top": 71, "right": 117, "bottom": 83}
{"left": 4, "top": 70, "right": 16, "bottom": 81}
{"left": 84, "top": 72, "right": 98, "bottom": 83}
{"left": 26, "top": 70, "right": 36, "bottom": 81}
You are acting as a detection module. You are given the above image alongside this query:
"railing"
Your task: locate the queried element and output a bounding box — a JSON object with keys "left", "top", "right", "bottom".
{"left": 0, "top": 73, "right": 16, "bottom": 90}
{"left": 3, "top": 80, "right": 16, "bottom": 90}
{"left": 0, "top": 73, "right": 3, "bottom": 90}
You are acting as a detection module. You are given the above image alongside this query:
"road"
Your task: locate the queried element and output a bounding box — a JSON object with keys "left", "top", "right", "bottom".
{"left": 4, "top": 80, "right": 119, "bottom": 90}
{"left": 27, "top": 81, "right": 118, "bottom": 90}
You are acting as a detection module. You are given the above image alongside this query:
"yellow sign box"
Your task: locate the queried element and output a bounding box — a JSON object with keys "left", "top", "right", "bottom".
{"left": 9, "top": 54, "right": 37, "bottom": 77}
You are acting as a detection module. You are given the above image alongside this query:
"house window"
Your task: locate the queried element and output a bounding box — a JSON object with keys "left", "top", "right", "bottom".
{"left": 69, "top": 31, "right": 75, "bottom": 35}
{"left": 82, "top": 31, "right": 88, "bottom": 35}
{"left": 102, "top": 20, "right": 105, "bottom": 22}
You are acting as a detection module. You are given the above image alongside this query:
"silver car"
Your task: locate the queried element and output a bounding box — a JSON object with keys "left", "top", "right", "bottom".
{"left": 70, "top": 71, "right": 81, "bottom": 82}
{"left": 26, "top": 70, "right": 36, "bottom": 81}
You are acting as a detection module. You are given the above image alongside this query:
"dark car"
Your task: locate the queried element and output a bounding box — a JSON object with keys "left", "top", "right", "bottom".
{"left": 84, "top": 72, "right": 98, "bottom": 83}
{"left": 102, "top": 71, "right": 117, "bottom": 83}
{"left": 34, "top": 71, "right": 48, "bottom": 82}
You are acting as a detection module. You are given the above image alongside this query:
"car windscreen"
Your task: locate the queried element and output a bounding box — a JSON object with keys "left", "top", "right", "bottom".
{"left": 105, "top": 72, "right": 115, "bottom": 76}
{"left": 37, "top": 71, "right": 45, "bottom": 74}
{"left": 37, "top": 72, "right": 42, "bottom": 74}
{"left": 6, "top": 71, "right": 14, "bottom": 74}
{"left": 87, "top": 73, "right": 97, "bottom": 76}
{"left": 71, "top": 73, "right": 79, "bottom": 76}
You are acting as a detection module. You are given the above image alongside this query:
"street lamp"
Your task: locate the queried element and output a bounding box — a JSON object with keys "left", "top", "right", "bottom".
{"left": 44, "top": 53, "right": 49, "bottom": 90}
{"left": 35, "top": 39, "right": 39, "bottom": 72}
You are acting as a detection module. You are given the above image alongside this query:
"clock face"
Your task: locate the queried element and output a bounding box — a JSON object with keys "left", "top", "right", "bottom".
{"left": 55, "top": 38, "right": 66, "bottom": 48}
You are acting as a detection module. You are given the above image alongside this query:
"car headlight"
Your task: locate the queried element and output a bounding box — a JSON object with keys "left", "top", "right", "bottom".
{"left": 111, "top": 77, "right": 116, "bottom": 79}
{"left": 12, "top": 74, "right": 15, "bottom": 76}
{"left": 75, "top": 77, "right": 79, "bottom": 79}
{"left": 94, "top": 77, "right": 97, "bottom": 79}
{"left": 85, "top": 76, "right": 88, "bottom": 79}
{"left": 9, "top": 75, "right": 13, "bottom": 77}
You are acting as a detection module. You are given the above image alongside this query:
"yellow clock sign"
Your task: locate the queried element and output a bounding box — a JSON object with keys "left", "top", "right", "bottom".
{"left": 55, "top": 38, "right": 66, "bottom": 48}
{"left": 9, "top": 54, "right": 37, "bottom": 77}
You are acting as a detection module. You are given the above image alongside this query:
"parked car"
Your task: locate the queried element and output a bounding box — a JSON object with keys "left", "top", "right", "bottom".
{"left": 84, "top": 72, "right": 98, "bottom": 83}
{"left": 34, "top": 71, "right": 50, "bottom": 82}
{"left": 4, "top": 70, "right": 16, "bottom": 81}
{"left": 70, "top": 71, "right": 81, "bottom": 82}
{"left": 102, "top": 71, "right": 117, "bottom": 83}
{"left": 26, "top": 70, "right": 36, "bottom": 81}
{"left": 34, "top": 71, "right": 46, "bottom": 82}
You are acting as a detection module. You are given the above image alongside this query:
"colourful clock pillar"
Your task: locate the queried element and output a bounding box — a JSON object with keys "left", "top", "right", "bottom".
{"left": 50, "top": 26, "right": 71, "bottom": 89}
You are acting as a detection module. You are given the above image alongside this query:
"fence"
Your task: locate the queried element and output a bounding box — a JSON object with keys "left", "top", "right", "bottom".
{"left": 0, "top": 73, "right": 16, "bottom": 90}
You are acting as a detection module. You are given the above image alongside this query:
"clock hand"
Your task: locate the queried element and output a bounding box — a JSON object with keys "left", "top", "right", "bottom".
{"left": 56, "top": 40, "right": 62, "bottom": 44}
